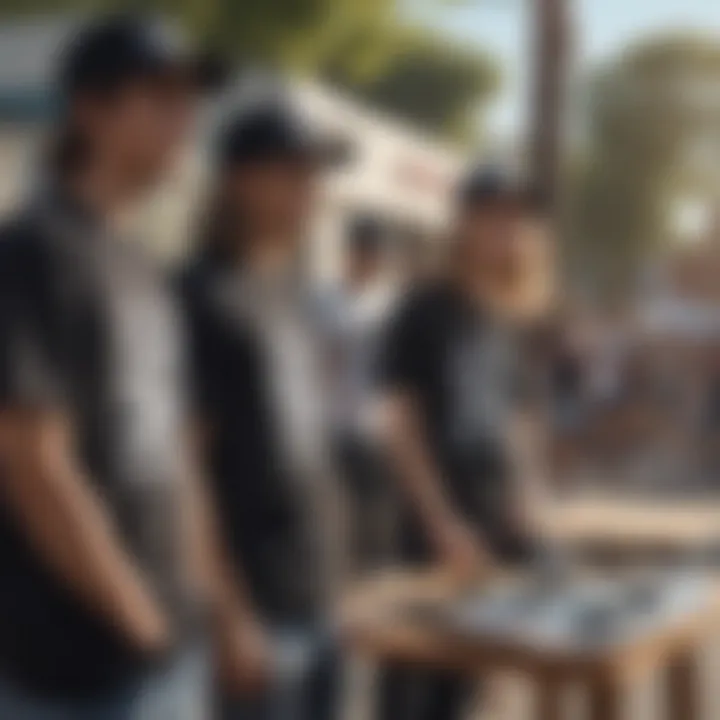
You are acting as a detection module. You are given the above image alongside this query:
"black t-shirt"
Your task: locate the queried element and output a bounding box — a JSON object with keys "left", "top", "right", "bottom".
{"left": 552, "top": 350, "right": 582, "bottom": 401}
{"left": 177, "top": 252, "right": 323, "bottom": 623}
{"left": 0, "top": 191, "right": 197, "bottom": 699}
{"left": 378, "top": 282, "right": 526, "bottom": 556}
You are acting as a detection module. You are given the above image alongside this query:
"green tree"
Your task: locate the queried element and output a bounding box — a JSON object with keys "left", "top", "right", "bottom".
{"left": 567, "top": 33, "right": 720, "bottom": 299}
{"left": 322, "top": 26, "right": 499, "bottom": 143}
{"left": 0, "top": 0, "right": 499, "bottom": 143}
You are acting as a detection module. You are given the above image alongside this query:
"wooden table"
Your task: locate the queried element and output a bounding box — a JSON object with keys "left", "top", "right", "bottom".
{"left": 341, "top": 570, "right": 720, "bottom": 719}
{"left": 539, "top": 496, "right": 720, "bottom": 563}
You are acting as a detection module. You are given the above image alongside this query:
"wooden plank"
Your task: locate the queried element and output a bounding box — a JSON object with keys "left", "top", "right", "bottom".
{"left": 588, "top": 676, "right": 624, "bottom": 720}
{"left": 541, "top": 498, "right": 720, "bottom": 553}
{"left": 667, "top": 649, "right": 701, "bottom": 720}
{"left": 537, "top": 676, "right": 564, "bottom": 720}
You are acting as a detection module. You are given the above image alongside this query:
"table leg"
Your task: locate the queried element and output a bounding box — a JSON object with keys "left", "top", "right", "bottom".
{"left": 537, "top": 677, "right": 564, "bottom": 720}
{"left": 667, "top": 649, "right": 700, "bottom": 720}
{"left": 588, "top": 676, "right": 624, "bottom": 720}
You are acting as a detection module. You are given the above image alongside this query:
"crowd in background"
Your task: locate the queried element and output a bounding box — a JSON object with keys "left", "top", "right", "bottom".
{"left": 545, "top": 310, "right": 720, "bottom": 492}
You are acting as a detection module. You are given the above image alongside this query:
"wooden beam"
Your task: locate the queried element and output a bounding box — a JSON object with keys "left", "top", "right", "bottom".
{"left": 667, "top": 649, "right": 701, "bottom": 720}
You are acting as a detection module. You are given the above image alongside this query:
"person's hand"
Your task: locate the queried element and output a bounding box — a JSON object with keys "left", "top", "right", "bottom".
{"left": 504, "top": 493, "right": 543, "bottom": 543}
{"left": 121, "top": 590, "right": 171, "bottom": 657}
{"left": 431, "top": 515, "right": 491, "bottom": 580}
{"left": 216, "top": 616, "right": 273, "bottom": 696}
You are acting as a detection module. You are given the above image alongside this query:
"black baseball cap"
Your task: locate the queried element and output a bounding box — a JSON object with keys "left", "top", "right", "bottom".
{"left": 58, "top": 15, "right": 229, "bottom": 99}
{"left": 457, "top": 165, "right": 548, "bottom": 214}
{"left": 347, "top": 215, "right": 385, "bottom": 254}
{"left": 215, "top": 97, "right": 351, "bottom": 169}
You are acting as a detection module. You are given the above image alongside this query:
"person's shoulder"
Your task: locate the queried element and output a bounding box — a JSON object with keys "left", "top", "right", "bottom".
{"left": 313, "top": 281, "right": 344, "bottom": 307}
{"left": 172, "top": 258, "right": 197, "bottom": 298}
{"left": 308, "top": 281, "right": 339, "bottom": 309}
{"left": 0, "top": 206, "right": 41, "bottom": 247}
{"left": 0, "top": 209, "right": 50, "bottom": 280}
{"left": 309, "top": 281, "right": 346, "bottom": 327}
{"left": 171, "top": 253, "right": 231, "bottom": 340}
{"left": 172, "top": 252, "right": 216, "bottom": 306}
{"left": 394, "top": 279, "right": 455, "bottom": 322}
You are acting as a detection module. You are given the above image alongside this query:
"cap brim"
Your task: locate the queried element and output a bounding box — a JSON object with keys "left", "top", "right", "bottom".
{"left": 461, "top": 185, "right": 549, "bottom": 215}
{"left": 232, "top": 136, "right": 353, "bottom": 169}
{"left": 308, "top": 135, "right": 353, "bottom": 169}
{"left": 192, "top": 52, "right": 231, "bottom": 93}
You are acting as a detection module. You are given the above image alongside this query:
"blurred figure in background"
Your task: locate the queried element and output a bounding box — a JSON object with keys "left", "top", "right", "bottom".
{"left": 697, "top": 347, "right": 720, "bottom": 481}
{"left": 376, "top": 167, "right": 550, "bottom": 720}
{"left": 178, "top": 96, "right": 347, "bottom": 720}
{"left": 0, "top": 15, "right": 263, "bottom": 720}
{"left": 395, "top": 231, "right": 443, "bottom": 289}
{"left": 548, "top": 316, "right": 588, "bottom": 484}
{"left": 321, "top": 216, "right": 398, "bottom": 574}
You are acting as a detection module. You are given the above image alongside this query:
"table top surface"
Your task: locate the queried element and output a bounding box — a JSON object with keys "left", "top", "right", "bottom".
{"left": 341, "top": 568, "right": 720, "bottom": 682}
{"left": 539, "top": 495, "right": 720, "bottom": 550}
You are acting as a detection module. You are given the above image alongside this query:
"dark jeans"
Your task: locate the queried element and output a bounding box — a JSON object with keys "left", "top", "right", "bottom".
{"left": 377, "top": 665, "right": 474, "bottom": 720}
{"left": 0, "top": 646, "right": 209, "bottom": 720}
{"left": 221, "top": 626, "right": 339, "bottom": 720}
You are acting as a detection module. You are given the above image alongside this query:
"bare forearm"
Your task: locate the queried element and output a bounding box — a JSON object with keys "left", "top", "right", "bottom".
{"left": 384, "top": 398, "right": 457, "bottom": 535}
{"left": 181, "top": 439, "right": 272, "bottom": 691}
{"left": 393, "top": 438, "right": 455, "bottom": 529}
{"left": 182, "top": 433, "right": 258, "bottom": 632}
{"left": 189, "top": 479, "right": 256, "bottom": 628}
{"left": 1, "top": 423, "right": 166, "bottom": 649}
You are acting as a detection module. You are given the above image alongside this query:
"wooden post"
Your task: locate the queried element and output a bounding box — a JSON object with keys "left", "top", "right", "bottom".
{"left": 529, "top": 0, "right": 572, "bottom": 223}
{"left": 537, "top": 676, "right": 564, "bottom": 720}
{"left": 588, "top": 676, "right": 624, "bottom": 720}
{"left": 667, "top": 649, "right": 701, "bottom": 720}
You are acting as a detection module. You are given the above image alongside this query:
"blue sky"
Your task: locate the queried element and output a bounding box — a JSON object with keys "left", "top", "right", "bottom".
{"left": 410, "top": 0, "right": 720, "bottom": 138}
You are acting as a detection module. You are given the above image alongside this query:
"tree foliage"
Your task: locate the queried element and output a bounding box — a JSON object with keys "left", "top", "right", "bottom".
{"left": 322, "top": 27, "right": 499, "bottom": 143}
{"left": 567, "top": 33, "right": 720, "bottom": 300}
{"left": 0, "top": 0, "right": 498, "bottom": 143}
